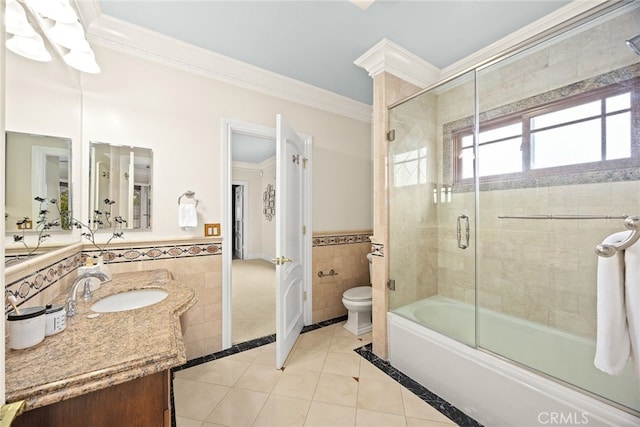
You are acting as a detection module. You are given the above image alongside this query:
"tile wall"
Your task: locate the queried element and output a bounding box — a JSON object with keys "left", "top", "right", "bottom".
{"left": 4, "top": 244, "right": 84, "bottom": 312}
{"left": 384, "top": 8, "right": 640, "bottom": 340}
{"left": 103, "top": 240, "right": 222, "bottom": 360}
{"left": 6, "top": 233, "right": 376, "bottom": 360}
{"left": 5, "top": 239, "right": 222, "bottom": 361}
{"left": 311, "top": 232, "right": 372, "bottom": 323}
{"left": 371, "top": 72, "right": 422, "bottom": 358}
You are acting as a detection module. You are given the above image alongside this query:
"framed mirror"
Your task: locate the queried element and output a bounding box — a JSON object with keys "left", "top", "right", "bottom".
{"left": 89, "top": 142, "right": 152, "bottom": 230}
{"left": 5, "top": 131, "right": 72, "bottom": 233}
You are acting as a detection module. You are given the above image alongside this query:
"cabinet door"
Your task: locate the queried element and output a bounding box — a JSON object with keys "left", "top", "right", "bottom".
{"left": 13, "top": 371, "right": 169, "bottom": 427}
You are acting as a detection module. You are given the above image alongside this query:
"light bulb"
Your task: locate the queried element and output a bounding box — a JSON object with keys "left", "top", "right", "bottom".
{"left": 6, "top": 33, "right": 52, "bottom": 62}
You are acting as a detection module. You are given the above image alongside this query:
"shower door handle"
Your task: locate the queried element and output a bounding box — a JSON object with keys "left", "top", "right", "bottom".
{"left": 457, "top": 214, "right": 470, "bottom": 249}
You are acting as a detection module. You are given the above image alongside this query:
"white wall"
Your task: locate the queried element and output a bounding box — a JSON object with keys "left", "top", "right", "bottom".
{"left": 4, "top": 48, "right": 82, "bottom": 250}
{"left": 81, "top": 45, "right": 372, "bottom": 242}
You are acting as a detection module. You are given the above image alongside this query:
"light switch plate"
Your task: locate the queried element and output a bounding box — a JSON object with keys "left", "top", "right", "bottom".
{"left": 17, "top": 219, "right": 33, "bottom": 230}
{"left": 204, "top": 223, "right": 220, "bottom": 237}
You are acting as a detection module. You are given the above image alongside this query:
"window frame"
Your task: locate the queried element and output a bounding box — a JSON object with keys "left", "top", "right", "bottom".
{"left": 453, "top": 79, "right": 640, "bottom": 184}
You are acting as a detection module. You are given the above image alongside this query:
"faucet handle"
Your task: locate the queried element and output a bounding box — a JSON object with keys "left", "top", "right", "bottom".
{"left": 66, "top": 300, "right": 78, "bottom": 317}
{"left": 82, "top": 279, "right": 93, "bottom": 301}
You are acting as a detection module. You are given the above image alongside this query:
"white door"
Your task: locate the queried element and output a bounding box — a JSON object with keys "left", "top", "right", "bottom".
{"left": 274, "top": 114, "right": 306, "bottom": 369}
{"left": 233, "top": 185, "right": 244, "bottom": 259}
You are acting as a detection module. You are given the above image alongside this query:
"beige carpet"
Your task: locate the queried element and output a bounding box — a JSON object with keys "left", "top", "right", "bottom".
{"left": 232, "top": 259, "right": 276, "bottom": 344}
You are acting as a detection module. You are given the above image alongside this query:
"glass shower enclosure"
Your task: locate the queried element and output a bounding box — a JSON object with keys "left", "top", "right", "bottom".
{"left": 388, "top": 1, "right": 640, "bottom": 414}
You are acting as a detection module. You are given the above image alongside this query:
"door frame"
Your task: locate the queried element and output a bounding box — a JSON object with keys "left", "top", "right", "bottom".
{"left": 231, "top": 181, "right": 248, "bottom": 260}
{"left": 222, "top": 118, "right": 312, "bottom": 349}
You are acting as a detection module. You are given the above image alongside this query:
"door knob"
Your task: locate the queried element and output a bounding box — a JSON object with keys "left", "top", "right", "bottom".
{"left": 271, "top": 256, "right": 292, "bottom": 265}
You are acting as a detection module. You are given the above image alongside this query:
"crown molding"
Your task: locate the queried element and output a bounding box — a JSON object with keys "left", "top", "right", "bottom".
{"left": 441, "top": 0, "right": 610, "bottom": 79}
{"left": 353, "top": 1, "right": 611, "bottom": 94}
{"left": 232, "top": 156, "right": 276, "bottom": 172}
{"left": 75, "top": 1, "right": 372, "bottom": 123}
{"left": 354, "top": 38, "right": 442, "bottom": 89}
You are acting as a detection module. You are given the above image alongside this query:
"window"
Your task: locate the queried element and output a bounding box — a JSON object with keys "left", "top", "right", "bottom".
{"left": 393, "top": 148, "right": 427, "bottom": 187}
{"left": 454, "top": 83, "right": 637, "bottom": 181}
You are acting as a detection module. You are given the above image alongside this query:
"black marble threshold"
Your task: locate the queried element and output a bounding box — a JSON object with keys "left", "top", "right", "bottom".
{"left": 170, "top": 315, "right": 482, "bottom": 427}
{"left": 355, "top": 343, "right": 483, "bottom": 427}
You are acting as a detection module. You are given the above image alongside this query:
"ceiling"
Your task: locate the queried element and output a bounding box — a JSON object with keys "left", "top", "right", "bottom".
{"left": 97, "top": 0, "right": 571, "bottom": 105}
{"left": 231, "top": 132, "right": 276, "bottom": 164}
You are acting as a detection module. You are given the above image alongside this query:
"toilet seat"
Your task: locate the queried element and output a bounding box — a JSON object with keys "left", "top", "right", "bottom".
{"left": 342, "top": 286, "right": 372, "bottom": 336}
{"left": 343, "top": 286, "right": 372, "bottom": 301}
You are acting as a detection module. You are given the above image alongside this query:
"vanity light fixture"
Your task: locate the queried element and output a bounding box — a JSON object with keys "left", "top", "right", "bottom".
{"left": 5, "top": 0, "right": 51, "bottom": 62}
{"left": 47, "top": 20, "right": 91, "bottom": 51}
{"left": 5, "top": 0, "right": 35, "bottom": 37}
{"left": 26, "top": 0, "right": 78, "bottom": 23}
{"left": 6, "top": 31, "right": 51, "bottom": 62}
{"left": 63, "top": 48, "right": 100, "bottom": 74}
{"left": 4, "top": 0, "right": 101, "bottom": 74}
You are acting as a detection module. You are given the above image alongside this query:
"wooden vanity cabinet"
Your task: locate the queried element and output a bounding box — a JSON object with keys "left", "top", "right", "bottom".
{"left": 13, "top": 370, "right": 171, "bottom": 427}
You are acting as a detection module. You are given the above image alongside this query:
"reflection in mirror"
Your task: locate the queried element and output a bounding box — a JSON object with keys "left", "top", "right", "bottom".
{"left": 90, "top": 142, "right": 152, "bottom": 230}
{"left": 5, "top": 131, "right": 72, "bottom": 233}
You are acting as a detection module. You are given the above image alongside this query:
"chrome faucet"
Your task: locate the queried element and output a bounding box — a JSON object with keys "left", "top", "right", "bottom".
{"left": 66, "top": 271, "right": 110, "bottom": 317}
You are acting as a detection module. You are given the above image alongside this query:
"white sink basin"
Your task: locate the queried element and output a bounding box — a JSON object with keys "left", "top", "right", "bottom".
{"left": 91, "top": 289, "right": 168, "bottom": 313}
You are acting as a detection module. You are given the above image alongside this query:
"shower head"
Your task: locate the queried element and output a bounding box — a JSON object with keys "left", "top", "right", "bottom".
{"left": 626, "top": 35, "right": 640, "bottom": 56}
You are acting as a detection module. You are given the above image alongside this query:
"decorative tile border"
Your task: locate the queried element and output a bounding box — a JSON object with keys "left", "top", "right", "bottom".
{"left": 5, "top": 242, "right": 223, "bottom": 313}
{"left": 170, "top": 315, "right": 348, "bottom": 425}
{"left": 442, "top": 64, "right": 640, "bottom": 193}
{"left": 355, "top": 343, "right": 483, "bottom": 426}
{"left": 4, "top": 252, "right": 84, "bottom": 313}
{"left": 312, "top": 233, "right": 371, "bottom": 247}
{"left": 170, "top": 316, "right": 480, "bottom": 427}
{"left": 371, "top": 243, "right": 384, "bottom": 257}
{"left": 85, "top": 242, "right": 223, "bottom": 264}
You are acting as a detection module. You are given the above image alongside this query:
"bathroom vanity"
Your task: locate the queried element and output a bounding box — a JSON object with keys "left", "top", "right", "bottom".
{"left": 4, "top": 269, "right": 196, "bottom": 427}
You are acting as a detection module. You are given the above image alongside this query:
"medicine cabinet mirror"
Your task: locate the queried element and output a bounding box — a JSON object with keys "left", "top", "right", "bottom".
{"left": 89, "top": 142, "right": 153, "bottom": 230}
{"left": 5, "top": 131, "right": 72, "bottom": 233}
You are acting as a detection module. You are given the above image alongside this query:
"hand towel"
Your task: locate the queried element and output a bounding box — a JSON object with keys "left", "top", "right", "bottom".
{"left": 594, "top": 231, "right": 631, "bottom": 375}
{"left": 624, "top": 232, "right": 640, "bottom": 375}
{"left": 178, "top": 204, "right": 197, "bottom": 229}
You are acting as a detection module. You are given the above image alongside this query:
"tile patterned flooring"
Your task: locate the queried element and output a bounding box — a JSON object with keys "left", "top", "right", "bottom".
{"left": 174, "top": 321, "right": 459, "bottom": 427}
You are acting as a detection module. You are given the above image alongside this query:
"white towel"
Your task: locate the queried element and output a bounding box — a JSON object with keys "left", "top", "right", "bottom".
{"left": 594, "top": 231, "right": 632, "bottom": 375}
{"left": 624, "top": 231, "right": 640, "bottom": 375}
{"left": 178, "top": 204, "right": 197, "bottom": 229}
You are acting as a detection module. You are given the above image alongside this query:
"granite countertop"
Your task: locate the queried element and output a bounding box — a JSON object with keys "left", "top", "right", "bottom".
{"left": 4, "top": 269, "right": 197, "bottom": 410}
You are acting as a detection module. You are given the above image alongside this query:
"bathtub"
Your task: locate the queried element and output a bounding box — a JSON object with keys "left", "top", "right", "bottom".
{"left": 389, "top": 296, "right": 640, "bottom": 426}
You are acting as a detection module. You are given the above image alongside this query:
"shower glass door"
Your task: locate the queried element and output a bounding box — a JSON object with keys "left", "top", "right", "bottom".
{"left": 388, "top": 70, "right": 477, "bottom": 346}
{"left": 475, "top": 1, "right": 640, "bottom": 412}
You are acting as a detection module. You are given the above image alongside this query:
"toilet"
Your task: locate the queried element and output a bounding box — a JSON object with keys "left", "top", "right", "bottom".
{"left": 342, "top": 253, "right": 373, "bottom": 336}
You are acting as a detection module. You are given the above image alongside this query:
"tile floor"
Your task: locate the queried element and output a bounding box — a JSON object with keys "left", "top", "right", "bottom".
{"left": 174, "top": 321, "right": 458, "bottom": 427}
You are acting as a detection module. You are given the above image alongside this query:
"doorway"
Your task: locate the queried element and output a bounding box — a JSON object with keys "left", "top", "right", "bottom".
{"left": 230, "top": 134, "right": 277, "bottom": 344}
{"left": 231, "top": 183, "right": 246, "bottom": 260}
{"left": 230, "top": 179, "right": 276, "bottom": 342}
{"left": 222, "top": 118, "right": 312, "bottom": 349}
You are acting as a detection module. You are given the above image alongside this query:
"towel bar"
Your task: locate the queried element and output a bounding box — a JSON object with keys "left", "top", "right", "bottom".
{"left": 318, "top": 269, "right": 338, "bottom": 278}
{"left": 595, "top": 216, "right": 640, "bottom": 257}
{"left": 498, "top": 214, "right": 629, "bottom": 220}
{"left": 178, "top": 190, "right": 199, "bottom": 207}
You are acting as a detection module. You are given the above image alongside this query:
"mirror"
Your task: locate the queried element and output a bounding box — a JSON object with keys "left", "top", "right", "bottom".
{"left": 5, "top": 131, "right": 72, "bottom": 233}
{"left": 90, "top": 142, "right": 152, "bottom": 230}
{"left": 5, "top": 22, "right": 82, "bottom": 262}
